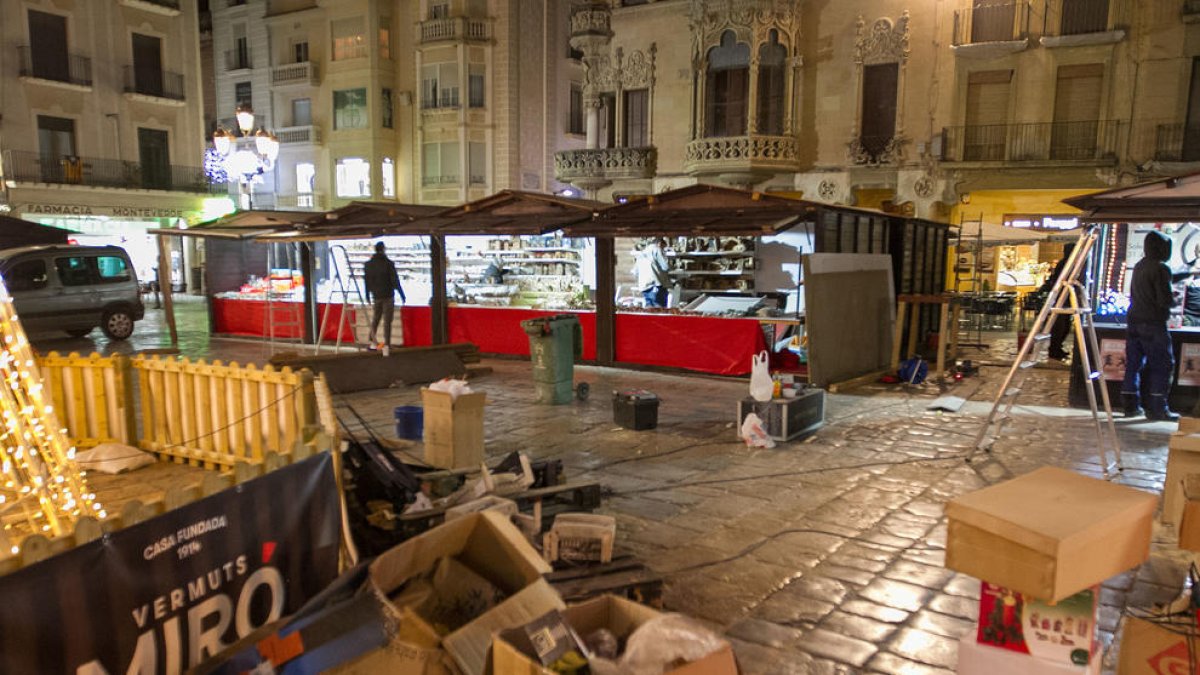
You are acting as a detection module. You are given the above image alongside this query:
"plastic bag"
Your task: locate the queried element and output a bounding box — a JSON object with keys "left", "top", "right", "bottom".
{"left": 740, "top": 412, "right": 775, "bottom": 448}
{"left": 589, "top": 614, "right": 728, "bottom": 675}
{"left": 749, "top": 350, "right": 773, "bottom": 402}
{"left": 72, "top": 442, "right": 155, "bottom": 474}
{"left": 428, "top": 377, "right": 472, "bottom": 401}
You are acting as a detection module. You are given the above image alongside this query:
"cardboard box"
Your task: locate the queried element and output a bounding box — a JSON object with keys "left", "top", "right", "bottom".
{"left": 1178, "top": 474, "right": 1200, "bottom": 551}
{"left": 945, "top": 467, "right": 1156, "bottom": 602}
{"left": 1117, "top": 615, "right": 1200, "bottom": 674}
{"left": 977, "top": 582, "right": 1098, "bottom": 666}
{"left": 364, "top": 511, "right": 564, "bottom": 675}
{"left": 422, "top": 388, "right": 487, "bottom": 470}
{"left": 492, "top": 595, "right": 739, "bottom": 675}
{"left": 958, "top": 633, "right": 1100, "bottom": 675}
{"left": 1164, "top": 433, "right": 1200, "bottom": 525}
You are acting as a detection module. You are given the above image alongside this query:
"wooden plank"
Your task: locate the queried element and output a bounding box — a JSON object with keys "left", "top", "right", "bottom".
{"left": 178, "top": 359, "right": 197, "bottom": 465}
{"left": 245, "top": 364, "right": 264, "bottom": 462}
{"left": 906, "top": 302, "right": 920, "bottom": 362}
{"left": 890, "top": 300, "right": 907, "bottom": 370}
{"left": 227, "top": 363, "right": 247, "bottom": 463}
{"left": 67, "top": 354, "right": 86, "bottom": 444}
{"left": 210, "top": 360, "right": 231, "bottom": 464}
{"left": 136, "top": 358, "right": 153, "bottom": 449}
{"left": 193, "top": 360, "right": 215, "bottom": 468}
{"left": 280, "top": 367, "right": 298, "bottom": 456}
{"left": 936, "top": 300, "right": 950, "bottom": 378}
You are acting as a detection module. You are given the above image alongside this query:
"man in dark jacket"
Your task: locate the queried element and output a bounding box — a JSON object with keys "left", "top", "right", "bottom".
{"left": 363, "top": 242, "right": 406, "bottom": 355}
{"left": 1040, "top": 243, "right": 1075, "bottom": 361}
{"left": 1122, "top": 230, "right": 1178, "bottom": 421}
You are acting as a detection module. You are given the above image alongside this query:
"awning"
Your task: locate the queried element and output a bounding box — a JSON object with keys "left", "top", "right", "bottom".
{"left": 254, "top": 201, "right": 445, "bottom": 241}
{"left": 1064, "top": 172, "right": 1200, "bottom": 223}
{"left": 417, "top": 190, "right": 603, "bottom": 235}
{"left": 149, "top": 209, "right": 323, "bottom": 239}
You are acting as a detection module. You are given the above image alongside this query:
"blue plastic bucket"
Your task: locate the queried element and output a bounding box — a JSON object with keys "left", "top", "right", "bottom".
{"left": 394, "top": 405, "right": 424, "bottom": 440}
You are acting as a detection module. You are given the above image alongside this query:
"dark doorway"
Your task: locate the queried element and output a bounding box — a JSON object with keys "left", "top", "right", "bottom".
{"left": 27, "top": 10, "right": 68, "bottom": 82}
{"left": 138, "top": 128, "right": 171, "bottom": 190}
{"left": 860, "top": 63, "right": 899, "bottom": 162}
{"left": 132, "top": 34, "right": 164, "bottom": 97}
{"left": 1184, "top": 58, "right": 1200, "bottom": 162}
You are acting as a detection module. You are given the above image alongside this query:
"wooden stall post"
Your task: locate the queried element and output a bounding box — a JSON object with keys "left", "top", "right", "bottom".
{"left": 300, "top": 242, "right": 316, "bottom": 344}
{"left": 431, "top": 235, "right": 448, "bottom": 345}
{"left": 936, "top": 298, "right": 951, "bottom": 377}
{"left": 595, "top": 236, "right": 615, "bottom": 365}
{"left": 156, "top": 234, "right": 178, "bottom": 347}
{"left": 891, "top": 299, "right": 908, "bottom": 370}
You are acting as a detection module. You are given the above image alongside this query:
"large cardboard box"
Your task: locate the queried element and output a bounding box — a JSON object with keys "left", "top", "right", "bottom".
{"left": 1178, "top": 474, "right": 1200, "bottom": 551}
{"left": 945, "top": 467, "right": 1156, "bottom": 602}
{"left": 1164, "top": 433, "right": 1200, "bottom": 525}
{"left": 1117, "top": 615, "right": 1200, "bottom": 674}
{"left": 958, "top": 633, "right": 1100, "bottom": 675}
{"left": 492, "top": 595, "right": 739, "bottom": 675}
{"left": 357, "top": 511, "right": 564, "bottom": 675}
{"left": 422, "top": 387, "right": 487, "bottom": 470}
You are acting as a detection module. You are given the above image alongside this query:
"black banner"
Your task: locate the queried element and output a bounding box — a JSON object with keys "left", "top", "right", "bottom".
{"left": 0, "top": 453, "right": 341, "bottom": 675}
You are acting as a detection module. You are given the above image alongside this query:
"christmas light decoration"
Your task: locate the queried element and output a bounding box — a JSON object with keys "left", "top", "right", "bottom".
{"left": 0, "top": 278, "right": 103, "bottom": 551}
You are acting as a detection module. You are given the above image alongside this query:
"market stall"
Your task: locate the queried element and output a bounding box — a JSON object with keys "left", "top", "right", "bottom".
{"left": 1063, "top": 173, "right": 1200, "bottom": 411}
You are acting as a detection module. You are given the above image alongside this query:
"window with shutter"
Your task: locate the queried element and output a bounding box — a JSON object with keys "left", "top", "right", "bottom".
{"left": 964, "top": 70, "right": 1012, "bottom": 160}
{"left": 1051, "top": 64, "right": 1102, "bottom": 160}
{"left": 623, "top": 89, "right": 649, "bottom": 148}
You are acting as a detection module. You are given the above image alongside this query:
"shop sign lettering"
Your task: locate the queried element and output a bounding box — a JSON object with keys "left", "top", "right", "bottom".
{"left": 26, "top": 204, "right": 95, "bottom": 215}
{"left": 24, "top": 204, "right": 190, "bottom": 219}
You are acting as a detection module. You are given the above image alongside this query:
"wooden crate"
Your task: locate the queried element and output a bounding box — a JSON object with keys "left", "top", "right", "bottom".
{"left": 421, "top": 388, "right": 486, "bottom": 470}
{"left": 1165, "top": 433, "right": 1200, "bottom": 525}
{"left": 543, "top": 513, "right": 616, "bottom": 564}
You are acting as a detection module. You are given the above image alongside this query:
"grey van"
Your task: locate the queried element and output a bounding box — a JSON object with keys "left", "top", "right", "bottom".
{"left": 0, "top": 245, "right": 145, "bottom": 340}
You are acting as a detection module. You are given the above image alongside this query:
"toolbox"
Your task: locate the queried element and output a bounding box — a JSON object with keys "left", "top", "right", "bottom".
{"left": 613, "top": 390, "right": 659, "bottom": 430}
{"left": 737, "top": 387, "right": 825, "bottom": 442}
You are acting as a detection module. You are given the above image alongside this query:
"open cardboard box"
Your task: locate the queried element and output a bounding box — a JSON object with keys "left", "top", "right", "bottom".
{"left": 491, "top": 594, "right": 738, "bottom": 675}
{"left": 342, "top": 511, "right": 564, "bottom": 675}
{"left": 945, "top": 466, "right": 1156, "bottom": 602}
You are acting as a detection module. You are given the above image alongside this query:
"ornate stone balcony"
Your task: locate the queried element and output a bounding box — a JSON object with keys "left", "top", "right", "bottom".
{"left": 554, "top": 147, "right": 657, "bottom": 190}
{"left": 683, "top": 135, "right": 800, "bottom": 184}
{"left": 271, "top": 61, "right": 319, "bottom": 87}
{"left": 420, "top": 17, "right": 491, "bottom": 44}
{"left": 848, "top": 135, "right": 907, "bottom": 166}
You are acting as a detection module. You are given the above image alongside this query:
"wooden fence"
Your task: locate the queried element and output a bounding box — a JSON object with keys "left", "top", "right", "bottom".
{"left": 35, "top": 352, "right": 320, "bottom": 470}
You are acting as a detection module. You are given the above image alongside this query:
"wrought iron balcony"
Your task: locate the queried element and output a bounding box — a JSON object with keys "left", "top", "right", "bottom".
{"left": 1153, "top": 123, "right": 1200, "bottom": 162}
{"left": 123, "top": 66, "right": 186, "bottom": 101}
{"left": 270, "top": 61, "right": 319, "bottom": 87}
{"left": 555, "top": 147, "right": 657, "bottom": 184}
{"left": 1045, "top": 0, "right": 1118, "bottom": 36}
{"left": 940, "top": 120, "right": 1126, "bottom": 163}
{"left": 419, "top": 17, "right": 491, "bottom": 43}
{"left": 17, "top": 46, "right": 92, "bottom": 88}
{"left": 848, "top": 135, "right": 906, "bottom": 166}
{"left": 2, "top": 150, "right": 217, "bottom": 193}
{"left": 683, "top": 135, "right": 800, "bottom": 178}
{"left": 952, "top": 2, "right": 1031, "bottom": 45}
{"left": 276, "top": 125, "right": 321, "bottom": 145}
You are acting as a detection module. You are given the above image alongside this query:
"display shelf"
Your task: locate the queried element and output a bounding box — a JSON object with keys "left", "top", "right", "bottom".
{"left": 666, "top": 251, "right": 755, "bottom": 257}
{"left": 670, "top": 270, "right": 754, "bottom": 277}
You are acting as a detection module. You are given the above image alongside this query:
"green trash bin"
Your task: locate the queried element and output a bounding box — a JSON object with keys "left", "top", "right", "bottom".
{"left": 521, "top": 314, "right": 585, "bottom": 404}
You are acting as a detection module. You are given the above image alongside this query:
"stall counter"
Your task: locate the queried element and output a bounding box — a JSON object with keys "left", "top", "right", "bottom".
{"left": 1069, "top": 324, "right": 1200, "bottom": 412}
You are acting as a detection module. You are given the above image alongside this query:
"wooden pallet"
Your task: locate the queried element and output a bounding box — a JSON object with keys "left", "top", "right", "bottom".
{"left": 546, "top": 553, "right": 664, "bottom": 609}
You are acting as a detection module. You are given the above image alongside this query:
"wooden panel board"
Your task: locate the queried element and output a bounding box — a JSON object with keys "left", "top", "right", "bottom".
{"left": 803, "top": 254, "right": 895, "bottom": 388}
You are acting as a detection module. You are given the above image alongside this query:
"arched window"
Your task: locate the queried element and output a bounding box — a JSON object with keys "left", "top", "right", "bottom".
{"left": 704, "top": 30, "right": 749, "bottom": 137}
{"left": 757, "top": 30, "right": 787, "bottom": 135}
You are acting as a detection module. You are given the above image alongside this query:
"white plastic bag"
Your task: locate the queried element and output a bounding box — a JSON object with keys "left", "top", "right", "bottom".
{"left": 428, "top": 377, "right": 472, "bottom": 401}
{"left": 589, "top": 614, "right": 729, "bottom": 675}
{"left": 749, "top": 350, "right": 773, "bottom": 402}
{"left": 740, "top": 412, "right": 775, "bottom": 448}
{"left": 72, "top": 443, "right": 155, "bottom": 474}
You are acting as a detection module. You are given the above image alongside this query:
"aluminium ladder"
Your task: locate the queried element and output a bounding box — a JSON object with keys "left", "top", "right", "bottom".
{"left": 316, "top": 244, "right": 372, "bottom": 353}
{"left": 969, "top": 225, "right": 1122, "bottom": 478}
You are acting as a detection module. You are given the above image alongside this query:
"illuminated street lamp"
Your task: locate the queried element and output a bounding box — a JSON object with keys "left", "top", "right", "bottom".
{"left": 211, "top": 106, "right": 279, "bottom": 210}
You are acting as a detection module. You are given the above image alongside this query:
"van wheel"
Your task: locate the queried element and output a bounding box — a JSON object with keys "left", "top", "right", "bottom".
{"left": 65, "top": 328, "right": 93, "bottom": 338}
{"left": 101, "top": 309, "right": 135, "bottom": 340}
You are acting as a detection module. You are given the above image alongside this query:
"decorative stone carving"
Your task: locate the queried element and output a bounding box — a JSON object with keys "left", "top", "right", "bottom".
{"left": 688, "top": 0, "right": 801, "bottom": 56}
{"left": 571, "top": 5, "right": 612, "bottom": 38}
{"left": 913, "top": 174, "right": 935, "bottom": 198}
{"left": 683, "top": 135, "right": 800, "bottom": 174}
{"left": 584, "top": 44, "right": 657, "bottom": 93}
{"left": 847, "top": 135, "right": 907, "bottom": 166}
{"left": 817, "top": 180, "right": 838, "bottom": 202}
{"left": 854, "top": 11, "right": 910, "bottom": 66}
{"left": 555, "top": 147, "right": 658, "bottom": 182}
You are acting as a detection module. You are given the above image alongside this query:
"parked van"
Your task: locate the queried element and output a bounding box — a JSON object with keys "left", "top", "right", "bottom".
{"left": 0, "top": 245, "right": 145, "bottom": 340}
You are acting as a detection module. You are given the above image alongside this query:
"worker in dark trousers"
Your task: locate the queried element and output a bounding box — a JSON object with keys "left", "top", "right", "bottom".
{"left": 364, "top": 242, "right": 406, "bottom": 356}
{"left": 1122, "top": 231, "right": 1178, "bottom": 421}
{"left": 1041, "top": 243, "right": 1075, "bottom": 362}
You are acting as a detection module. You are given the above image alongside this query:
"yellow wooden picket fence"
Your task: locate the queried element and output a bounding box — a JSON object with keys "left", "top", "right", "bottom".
{"left": 35, "top": 352, "right": 320, "bottom": 469}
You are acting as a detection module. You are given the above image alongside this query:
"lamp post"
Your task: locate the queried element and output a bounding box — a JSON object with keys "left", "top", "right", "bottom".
{"left": 211, "top": 106, "right": 279, "bottom": 210}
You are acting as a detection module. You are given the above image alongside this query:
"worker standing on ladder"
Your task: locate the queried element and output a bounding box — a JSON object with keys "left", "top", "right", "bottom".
{"left": 1122, "top": 231, "right": 1179, "bottom": 421}
{"left": 364, "top": 241, "right": 406, "bottom": 357}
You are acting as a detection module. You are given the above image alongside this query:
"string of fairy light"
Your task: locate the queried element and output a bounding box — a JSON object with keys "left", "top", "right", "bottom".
{"left": 0, "top": 278, "right": 103, "bottom": 553}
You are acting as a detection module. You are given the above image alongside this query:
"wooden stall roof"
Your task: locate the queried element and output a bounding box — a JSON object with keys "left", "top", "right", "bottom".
{"left": 149, "top": 209, "right": 323, "bottom": 239}
{"left": 255, "top": 201, "right": 445, "bottom": 241}
{"left": 1064, "top": 172, "right": 1200, "bottom": 222}
{"left": 416, "top": 190, "right": 604, "bottom": 235}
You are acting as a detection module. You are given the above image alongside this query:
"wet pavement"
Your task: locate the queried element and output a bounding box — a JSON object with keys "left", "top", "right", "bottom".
{"left": 34, "top": 305, "right": 1193, "bottom": 674}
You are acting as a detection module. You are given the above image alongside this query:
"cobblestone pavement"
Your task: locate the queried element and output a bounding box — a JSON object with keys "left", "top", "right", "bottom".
{"left": 41, "top": 312, "right": 1192, "bottom": 675}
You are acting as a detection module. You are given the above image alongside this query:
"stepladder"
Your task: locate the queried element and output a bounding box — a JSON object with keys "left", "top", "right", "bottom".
{"left": 969, "top": 225, "right": 1122, "bottom": 478}
{"left": 317, "top": 244, "right": 372, "bottom": 353}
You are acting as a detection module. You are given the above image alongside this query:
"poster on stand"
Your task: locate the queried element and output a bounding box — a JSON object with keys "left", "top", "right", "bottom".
{"left": 1180, "top": 343, "right": 1200, "bottom": 386}
{"left": 1100, "top": 339, "right": 1126, "bottom": 381}
{"left": 0, "top": 452, "right": 341, "bottom": 674}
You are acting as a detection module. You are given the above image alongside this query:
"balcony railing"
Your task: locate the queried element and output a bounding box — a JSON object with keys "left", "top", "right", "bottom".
{"left": 270, "top": 61, "right": 319, "bottom": 87}
{"left": 276, "top": 193, "right": 328, "bottom": 210}
{"left": 555, "top": 147, "right": 657, "bottom": 183}
{"left": 422, "top": 90, "right": 461, "bottom": 110}
{"left": 683, "top": 135, "right": 800, "bottom": 176}
{"left": 123, "top": 66, "right": 185, "bottom": 101}
{"left": 224, "top": 49, "right": 251, "bottom": 71}
{"left": 1153, "top": 123, "right": 1200, "bottom": 162}
{"left": 420, "top": 17, "right": 491, "bottom": 43}
{"left": 17, "top": 46, "right": 92, "bottom": 87}
{"left": 1048, "top": 0, "right": 1115, "bottom": 36}
{"left": 276, "top": 125, "right": 321, "bottom": 145}
{"left": 331, "top": 43, "right": 368, "bottom": 61}
{"left": 422, "top": 175, "right": 461, "bottom": 187}
{"left": 2, "top": 150, "right": 217, "bottom": 193}
{"left": 940, "top": 120, "right": 1126, "bottom": 163}
{"left": 952, "top": 2, "right": 1031, "bottom": 45}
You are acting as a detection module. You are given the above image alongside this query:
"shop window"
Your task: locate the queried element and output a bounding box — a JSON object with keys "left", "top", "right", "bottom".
{"left": 422, "top": 142, "right": 460, "bottom": 186}
{"left": 704, "top": 31, "right": 749, "bottom": 138}
{"left": 55, "top": 256, "right": 93, "bottom": 286}
{"left": 468, "top": 64, "right": 485, "bottom": 108}
{"left": 568, "top": 83, "right": 584, "bottom": 135}
{"left": 757, "top": 31, "right": 786, "bottom": 136}
{"left": 336, "top": 157, "right": 371, "bottom": 197}
{"left": 5, "top": 259, "right": 47, "bottom": 292}
{"left": 422, "top": 62, "right": 460, "bottom": 109}
{"left": 623, "top": 89, "right": 649, "bottom": 147}
{"left": 331, "top": 17, "right": 366, "bottom": 61}
{"left": 379, "top": 20, "right": 391, "bottom": 60}
{"left": 293, "top": 40, "right": 309, "bottom": 63}
{"left": 95, "top": 256, "right": 131, "bottom": 283}
{"left": 382, "top": 157, "right": 395, "bottom": 197}
{"left": 334, "top": 88, "right": 367, "bottom": 129}
{"left": 469, "top": 142, "right": 486, "bottom": 184}
{"left": 235, "top": 81, "right": 252, "bottom": 109}
{"left": 381, "top": 88, "right": 394, "bottom": 128}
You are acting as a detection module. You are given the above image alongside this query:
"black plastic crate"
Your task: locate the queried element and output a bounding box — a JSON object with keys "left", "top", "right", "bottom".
{"left": 613, "top": 390, "right": 659, "bottom": 430}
